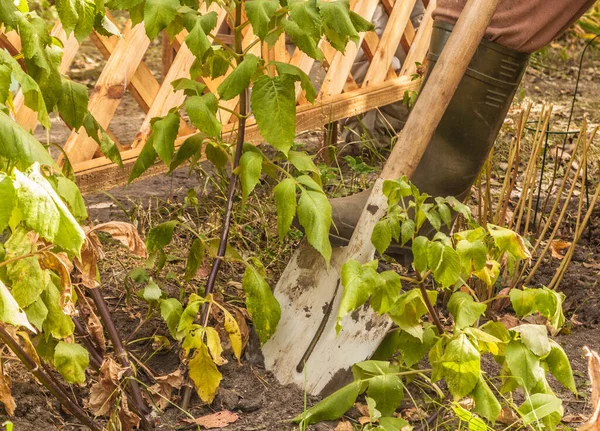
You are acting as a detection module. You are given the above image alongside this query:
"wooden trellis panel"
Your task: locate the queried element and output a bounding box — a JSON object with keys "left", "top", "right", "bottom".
{"left": 1, "top": 0, "right": 436, "bottom": 193}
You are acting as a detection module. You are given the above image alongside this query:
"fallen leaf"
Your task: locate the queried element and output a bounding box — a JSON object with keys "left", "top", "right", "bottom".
{"left": 563, "top": 414, "right": 589, "bottom": 423}
{"left": 115, "top": 396, "right": 141, "bottom": 431}
{"left": 583, "top": 262, "right": 600, "bottom": 270}
{"left": 334, "top": 421, "right": 354, "bottom": 431}
{"left": 0, "top": 367, "right": 15, "bottom": 416}
{"left": 182, "top": 410, "right": 239, "bottom": 428}
{"left": 497, "top": 406, "right": 519, "bottom": 425}
{"left": 147, "top": 369, "right": 184, "bottom": 410}
{"left": 91, "top": 222, "right": 147, "bottom": 258}
{"left": 87, "top": 358, "right": 125, "bottom": 416}
{"left": 402, "top": 407, "right": 427, "bottom": 422}
{"left": 458, "top": 397, "right": 474, "bottom": 411}
{"left": 355, "top": 402, "right": 369, "bottom": 416}
{"left": 550, "top": 239, "right": 572, "bottom": 260}
{"left": 358, "top": 416, "right": 371, "bottom": 425}
{"left": 578, "top": 347, "right": 600, "bottom": 431}
{"left": 497, "top": 314, "right": 520, "bottom": 329}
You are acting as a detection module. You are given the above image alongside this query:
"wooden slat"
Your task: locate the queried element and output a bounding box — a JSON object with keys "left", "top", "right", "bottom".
{"left": 399, "top": 0, "right": 435, "bottom": 77}
{"left": 61, "top": 23, "right": 151, "bottom": 164}
{"left": 362, "top": 0, "right": 417, "bottom": 86}
{"left": 74, "top": 75, "right": 419, "bottom": 193}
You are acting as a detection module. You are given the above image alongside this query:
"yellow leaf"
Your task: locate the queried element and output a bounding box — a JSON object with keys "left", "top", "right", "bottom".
{"left": 189, "top": 343, "right": 222, "bottom": 404}
{"left": 222, "top": 308, "right": 243, "bottom": 362}
{"left": 205, "top": 327, "right": 226, "bottom": 366}
{"left": 0, "top": 368, "right": 15, "bottom": 416}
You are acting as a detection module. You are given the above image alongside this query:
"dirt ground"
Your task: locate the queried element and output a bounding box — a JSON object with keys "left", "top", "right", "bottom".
{"left": 2, "top": 27, "right": 600, "bottom": 431}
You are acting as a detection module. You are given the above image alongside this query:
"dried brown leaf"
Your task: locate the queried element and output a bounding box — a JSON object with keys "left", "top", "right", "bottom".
{"left": 39, "top": 252, "right": 76, "bottom": 316}
{"left": 147, "top": 369, "right": 185, "bottom": 410}
{"left": 334, "top": 421, "right": 354, "bottom": 431}
{"left": 91, "top": 222, "right": 147, "bottom": 258}
{"left": 563, "top": 414, "right": 589, "bottom": 423}
{"left": 355, "top": 402, "right": 369, "bottom": 416}
{"left": 550, "top": 239, "right": 572, "bottom": 260}
{"left": 182, "top": 410, "right": 239, "bottom": 428}
{"left": 497, "top": 314, "right": 520, "bottom": 329}
{"left": 75, "top": 235, "right": 101, "bottom": 288}
{"left": 358, "top": 416, "right": 371, "bottom": 425}
{"left": 578, "top": 347, "right": 600, "bottom": 430}
{"left": 402, "top": 407, "right": 427, "bottom": 422}
{"left": 87, "top": 309, "right": 106, "bottom": 354}
{"left": 497, "top": 406, "right": 519, "bottom": 425}
{"left": 0, "top": 368, "right": 15, "bottom": 416}
{"left": 116, "top": 395, "right": 141, "bottom": 431}
{"left": 87, "top": 358, "right": 123, "bottom": 416}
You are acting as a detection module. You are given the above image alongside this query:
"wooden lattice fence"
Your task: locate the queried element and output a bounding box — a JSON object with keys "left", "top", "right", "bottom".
{"left": 0, "top": 0, "right": 435, "bottom": 193}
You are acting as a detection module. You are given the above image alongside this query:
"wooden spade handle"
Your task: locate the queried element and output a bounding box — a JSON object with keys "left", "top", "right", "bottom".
{"left": 381, "top": 0, "right": 502, "bottom": 180}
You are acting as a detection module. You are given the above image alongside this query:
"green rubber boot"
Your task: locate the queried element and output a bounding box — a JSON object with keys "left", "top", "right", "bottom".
{"left": 328, "top": 21, "right": 530, "bottom": 259}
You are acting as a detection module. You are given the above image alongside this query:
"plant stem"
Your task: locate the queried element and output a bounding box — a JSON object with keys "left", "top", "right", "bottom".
{"left": 88, "top": 288, "right": 150, "bottom": 430}
{"left": 417, "top": 276, "right": 444, "bottom": 335}
{"left": 72, "top": 317, "right": 103, "bottom": 370}
{"left": 0, "top": 325, "right": 102, "bottom": 431}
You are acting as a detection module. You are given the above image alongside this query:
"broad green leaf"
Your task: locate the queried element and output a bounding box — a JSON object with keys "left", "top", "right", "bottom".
{"left": 537, "top": 288, "right": 565, "bottom": 331}
{"left": 367, "top": 373, "right": 404, "bottom": 417}
{"left": 129, "top": 136, "right": 157, "bottom": 183}
{"left": 14, "top": 164, "right": 85, "bottom": 257}
{"left": 184, "top": 238, "right": 205, "bottom": 281}
{"left": 217, "top": 54, "right": 260, "bottom": 101}
{"left": 273, "top": 178, "right": 297, "bottom": 239}
{"left": 185, "top": 17, "right": 211, "bottom": 59}
{"left": 411, "top": 236, "right": 429, "bottom": 273}
{"left": 337, "top": 260, "right": 378, "bottom": 332}
{"left": 472, "top": 377, "right": 501, "bottom": 424}
{"left": 0, "top": 174, "right": 15, "bottom": 232}
{"left": 387, "top": 288, "right": 437, "bottom": 341}
{"left": 171, "top": 78, "right": 207, "bottom": 97}
{"left": 54, "top": 341, "right": 89, "bottom": 384}
{"left": 378, "top": 417, "right": 410, "bottom": 431}
{"left": 4, "top": 227, "right": 46, "bottom": 309}
{"left": 58, "top": 77, "right": 88, "bottom": 129}
{"left": 447, "top": 292, "right": 486, "bottom": 330}
{"left": 82, "top": 113, "right": 123, "bottom": 168}
{"left": 169, "top": 133, "right": 204, "bottom": 173}
{"left": 42, "top": 277, "right": 75, "bottom": 339}
{"left": 545, "top": 339, "right": 576, "bottom": 394}
{"left": 185, "top": 94, "right": 222, "bottom": 138}
{"left": 288, "top": 0, "right": 321, "bottom": 38}
{"left": 504, "top": 340, "right": 544, "bottom": 392}
{"left": 55, "top": 176, "right": 87, "bottom": 221}
{"left": 382, "top": 178, "right": 412, "bottom": 206}
{"left": 513, "top": 324, "right": 550, "bottom": 357}
{"left": 205, "top": 142, "right": 229, "bottom": 169}
{"left": 318, "top": 0, "right": 373, "bottom": 52}
{"left": 0, "top": 111, "right": 56, "bottom": 170}
{"left": 370, "top": 270, "right": 401, "bottom": 315}
{"left": 288, "top": 151, "right": 319, "bottom": 174}
{"left": 428, "top": 337, "right": 447, "bottom": 382}
{"left": 239, "top": 148, "right": 263, "bottom": 202}
{"left": 473, "top": 260, "right": 500, "bottom": 287}
{"left": 372, "top": 219, "right": 392, "bottom": 256}
{"left": 245, "top": 0, "right": 279, "bottom": 39}
{"left": 453, "top": 405, "right": 487, "bottom": 431}
{"left": 400, "top": 219, "right": 415, "bottom": 245}
{"left": 151, "top": 111, "right": 180, "bottom": 166}
{"left": 56, "top": 0, "right": 79, "bottom": 36}
{"left": 272, "top": 62, "right": 316, "bottom": 103}
{"left": 487, "top": 224, "right": 531, "bottom": 260}
{"left": 297, "top": 187, "right": 332, "bottom": 264}
{"left": 242, "top": 263, "right": 281, "bottom": 344}
{"left": 146, "top": 220, "right": 178, "bottom": 255}
{"left": 440, "top": 333, "right": 480, "bottom": 399}
{"left": 160, "top": 297, "right": 183, "bottom": 338}
{"left": 0, "top": 64, "right": 10, "bottom": 104}
{"left": 509, "top": 287, "right": 537, "bottom": 317}
{"left": 293, "top": 380, "right": 363, "bottom": 425}
{"left": 24, "top": 297, "right": 48, "bottom": 332}
{"left": 188, "top": 342, "right": 222, "bottom": 403}
{"left": 517, "top": 393, "right": 563, "bottom": 425}
{"left": 177, "top": 297, "right": 203, "bottom": 334}
{"left": 74, "top": 0, "right": 96, "bottom": 41}
{"left": 427, "top": 241, "right": 461, "bottom": 288}
{"left": 144, "top": 0, "right": 179, "bottom": 39}
{"left": 251, "top": 74, "right": 296, "bottom": 154}
{"left": 282, "top": 19, "right": 324, "bottom": 60}
{"left": 456, "top": 239, "right": 487, "bottom": 274}
{"left": 0, "top": 280, "right": 35, "bottom": 331}
{"left": 352, "top": 360, "right": 391, "bottom": 379}
{"left": 464, "top": 327, "right": 502, "bottom": 355}
{"left": 138, "top": 279, "right": 162, "bottom": 304}
{"left": 390, "top": 325, "right": 437, "bottom": 367}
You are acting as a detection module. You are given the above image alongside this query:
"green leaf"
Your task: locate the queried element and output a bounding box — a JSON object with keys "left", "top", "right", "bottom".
{"left": 144, "top": 0, "right": 179, "bottom": 39}
{"left": 378, "top": 417, "right": 410, "bottom": 431}
{"left": 370, "top": 270, "right": 401, "bottom": 315}
{"left": 217, "top": 54, "right": 260, "bottom": 101}
{"left": 472, "top": 377, "right": 501, "bottom": 424}
{"left": 456, "top": 239, "right": 487, "bottom": 274}
{"left": 367, "top": 372, "right": 404, "bottom": 417}
{"left": 400, "top": 219, "right": 414, "bottom": 246}
{"left": 177, "top": 296, "right": 203, "bottom": 334}
{"left": 185, "top": 94, "right": 222, "bottom": 138}
{"left": 517, "top": 393, "right": 563, "bottom": 426}
{"left": 318, "top": 0, "right": 372, "bottom": 52}
{"left": 171, "top": 78, "right": 207, "bottom": 97}
{"left": 242, "top": 263, "right": 281, "bottom": 344}
{"left": 273, "top": 178, "right": 297, "bottom": 239}
{"left": 58, "top": 77, "right": 88, "bottom": 130}
{"left": 293, "top": 380, "right": 363, "bottom": 425}
{"left": 396, "top": 325, "right": 437, "bottom": 367}
{"left": 170, "top": 133, "right": 204, "bottom": 173}
{"left": 453, "top": 405, "right": 487, "bottom": 431}
{"left": 487, "top": 224, "right": 531, "bottom": 260}
{"left": 82, "top": 113, "right": 123, "bottom": 168}
{"left": 447, "top": 292, "right": 486, "bottom": 330}
{"left": 0, "top": 174, "right": 15, "bottom": 232}
{"left": 0, "top": 280, "right": 35, "bottom": 332}
{"left": 272, "top": 62, "right": 316, "bottom": 103}
{"left": 74, "top": 0, "right": 96, "bottom": 41}
{"left": 55, "top": 176, "right": 88, "bottom": 221}
{"left": 128, "top": 136, "right": 157, "bottom": 183}
{"left": 188, "top": 342, "right": 222, "bottom": 403}
{"left": 185, "top": 17, "right": 211, "bottom": 59}
{"left": 297, "top": 187, "right": 332, "bottom": 264}
{"left": 440, "top": 333, "right": 480, "bottom": 399}
{"left": 54, "top": 341, "right": 89, "bottom": 384}
{"left": 184, "top": 238, "right": 205, "bottom": 281}
{"left": 42, "top": 277, "right": 75, "bottom": 339}
{"left": 288, "top": 151, "right": 319, "bottom": 174}
{"left": 151, "top": 111, "right": 180, "bottom": 166}
{"left": 25, "top": 297, "right": 48, "bottom": 332}
{"left": 337, "top": 260, "right": 378, "bottom": 332}
{"left": 545, "top": 339, "right": 576, "bottom": 394}
{"left": 251, "top": 74, "right": 297, "bottom": 154}
{"left": 412, "top": 236, "right": 429, "bottom": 273}
{"left": 513, "top": 324, "right": 550, "bottom": 357}
{"left": 387, "top": 288, "right": 437, "bottom": 341}
{"left": 504, "top": 340, "right": 544, "bottom": 392}
{"left": 0, "top": 64, "right": 10, "bottom": 104}
{"left": 138, "top": 279, "right": 162, "bottom": 304}
{"left": 288, "top": 0, "right": 321, "bottom": 38}
{"left": 0, "top": 111, "right": 57, "bottom": 170}
{"left": 427, "top": 241, "right": 461, "bottom": 288}
{"left": 160, "top": 297, "right": 183, "bottom": 338}
{"left": 245, "top": 0, "right": 279, "bottom": 39}
{"left": 205, "top": 142, "right": 229, "bottom": 169}
{"left": 146, "top": 220, "right": 178, "bottom": 255}
{"left": 239, "top": 148, "right": 263, "bottom": 202}
{"left": 282, "top": 19, "right": 323, "bottom": 61}
{"left": 14, "top": 163, "right": 85, "bottom": 257}
{"left": 372, "top": 219, "right": 392, "bottom": 256}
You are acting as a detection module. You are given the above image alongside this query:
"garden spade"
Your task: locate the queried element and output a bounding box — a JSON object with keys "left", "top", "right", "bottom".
{"left": 262, "top": 0, "right": 503, "bottom": 396}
